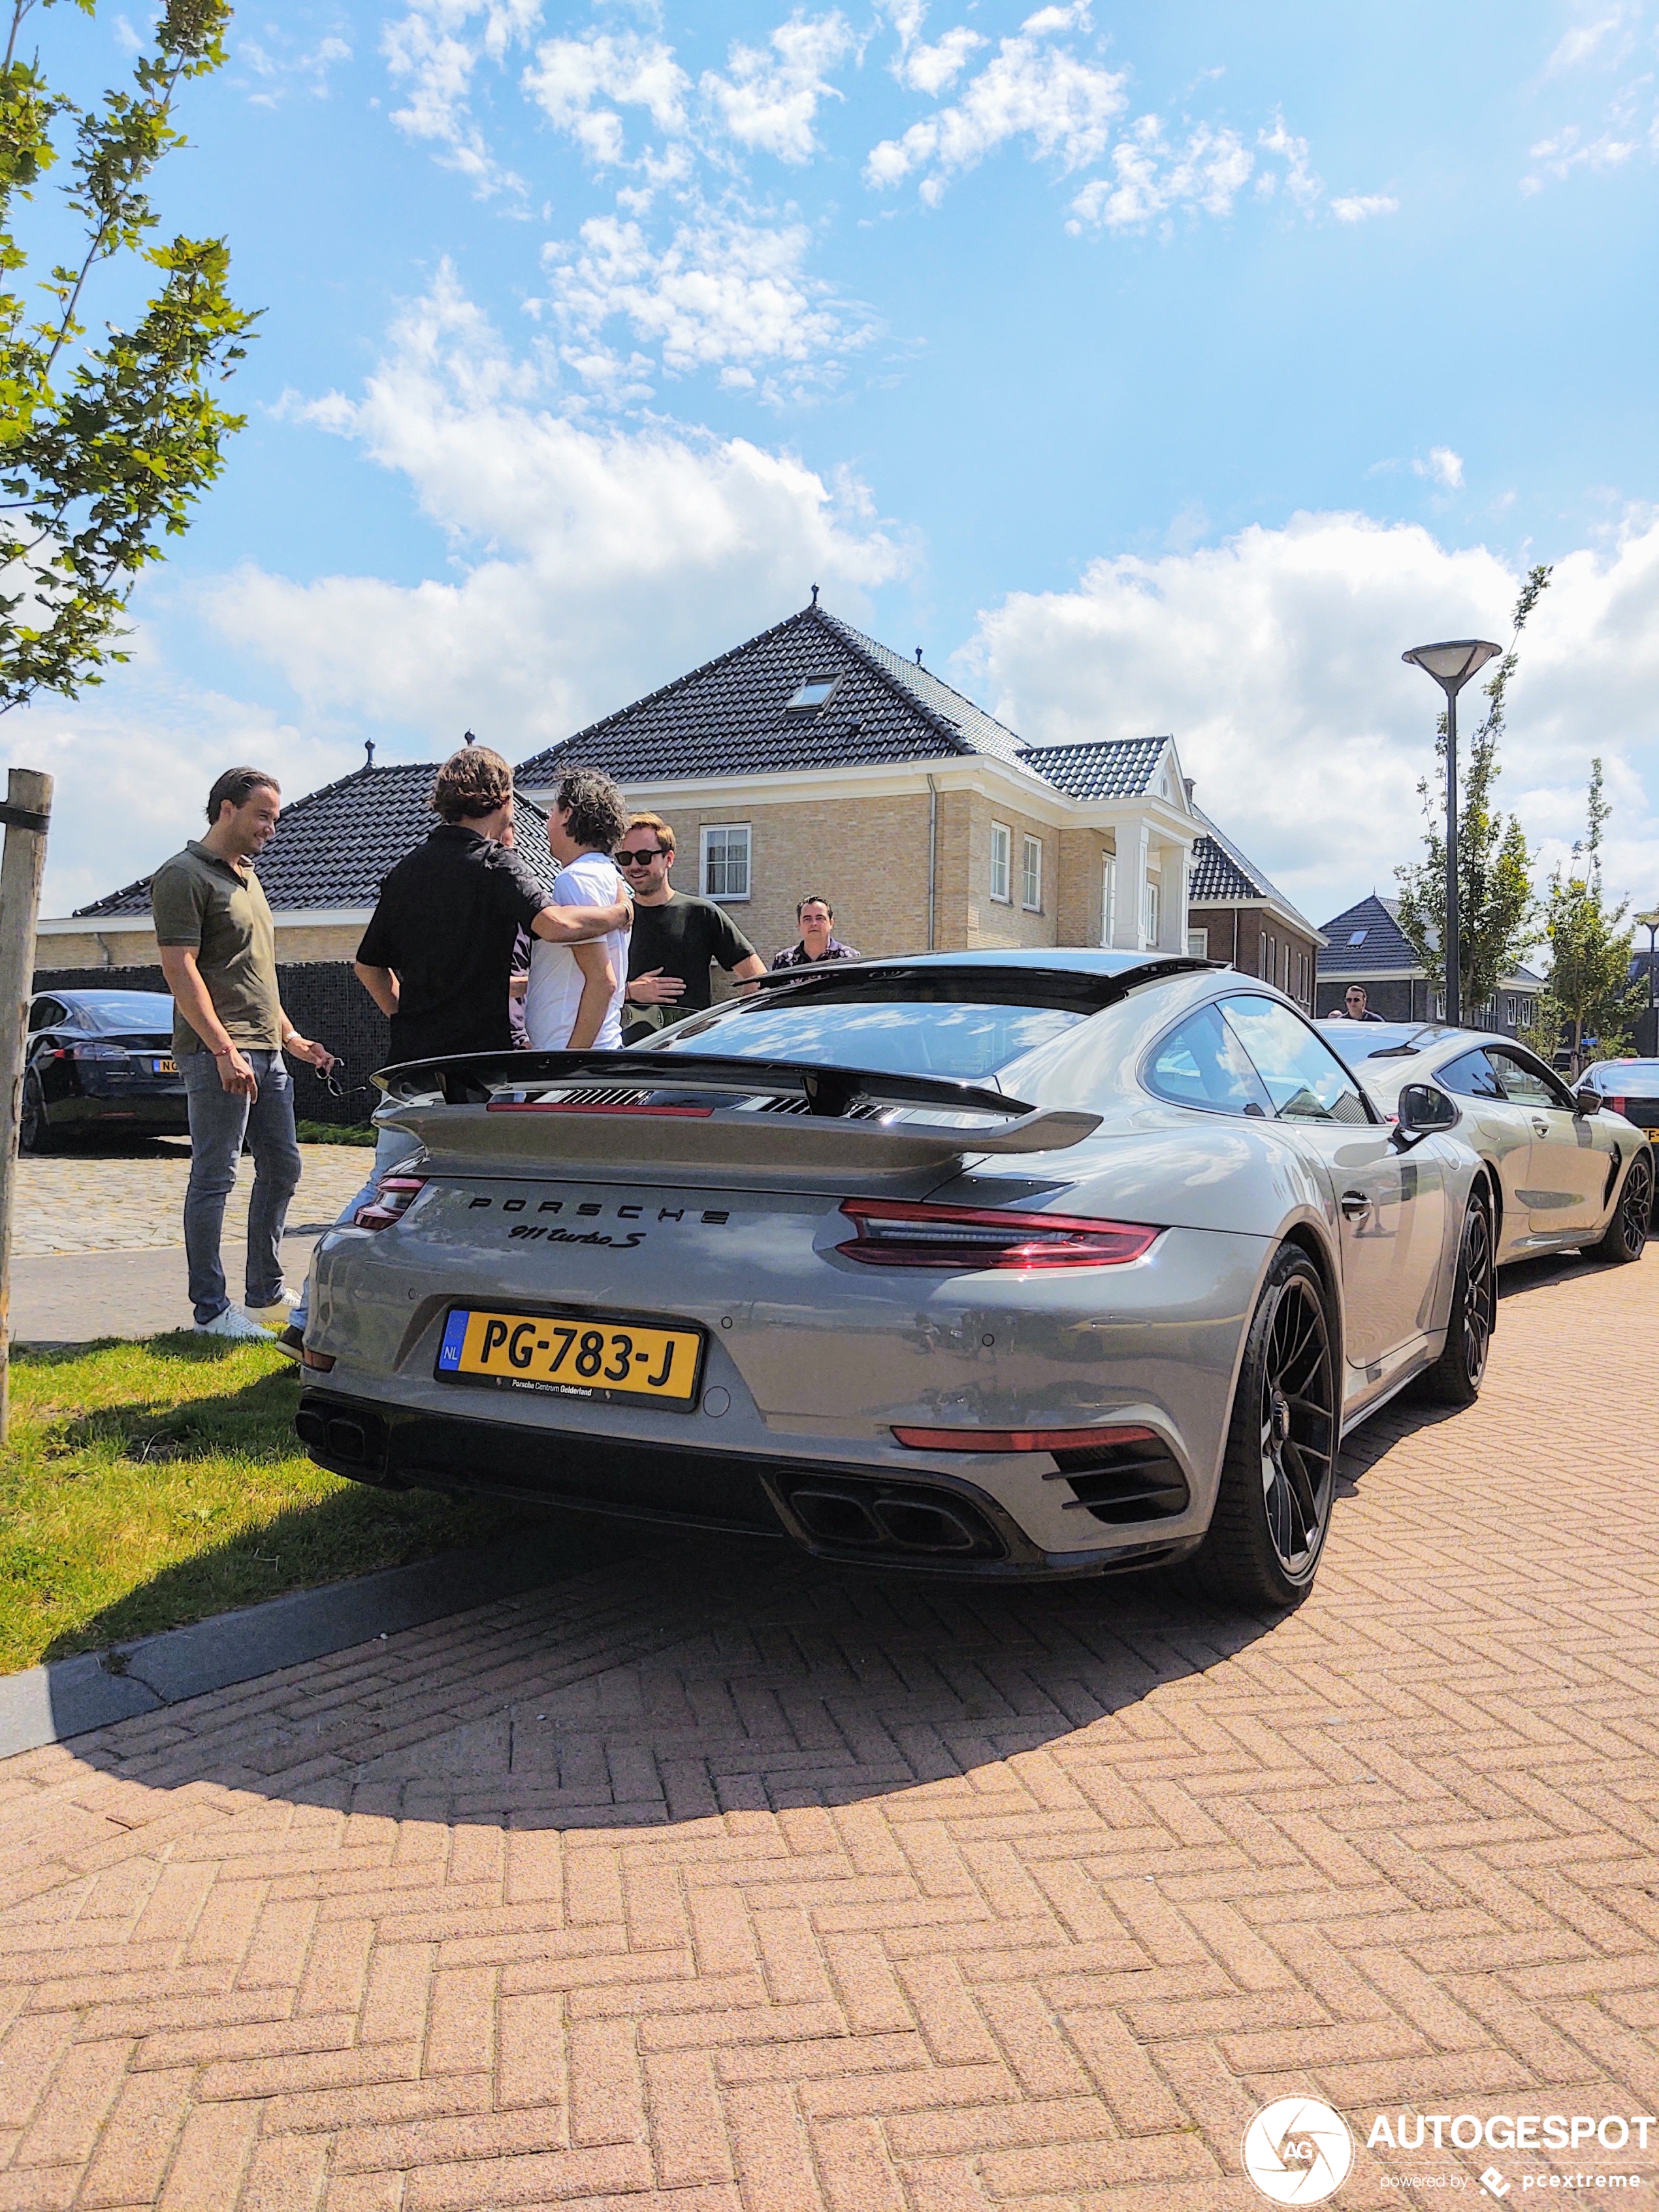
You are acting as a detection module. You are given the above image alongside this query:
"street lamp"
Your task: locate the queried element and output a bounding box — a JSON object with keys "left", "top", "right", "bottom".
{"left": 1638, "top": 910, "right": 1659, "bottom": 1055}
{"left": 1401, "top": 638, "right": 1502, "bottom": 1027}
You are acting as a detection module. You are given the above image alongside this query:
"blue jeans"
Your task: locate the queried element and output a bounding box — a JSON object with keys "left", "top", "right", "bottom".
{"left": 182, "top": 1050, "right": 303, "bottom": 1326}
{"left": 291, "top": 1122, "right": 421, "bottom": 1334}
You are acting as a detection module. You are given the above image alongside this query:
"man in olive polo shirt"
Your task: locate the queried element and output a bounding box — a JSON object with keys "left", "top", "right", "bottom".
{"left": 153, "top": 767, "right": 337, "bottom": 1339}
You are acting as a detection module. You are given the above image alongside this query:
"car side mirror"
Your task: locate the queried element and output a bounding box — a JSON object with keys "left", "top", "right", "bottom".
{"left": 1394, "top": 1082, "right": 1458, "bottom": 1147}
{"left": 1573, "top": 1085, "right": 1602, "bottom": 1117}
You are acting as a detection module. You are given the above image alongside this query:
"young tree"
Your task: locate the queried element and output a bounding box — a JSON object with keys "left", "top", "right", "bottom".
{"left": 1, "top": 0, "right": 255, "bottom": 711}
{"left": 1535, "top": 760, "right": 1642, "bottom": 1074}
{"left": 1395, "top": 566, "right": 1550, "bottom": 1016}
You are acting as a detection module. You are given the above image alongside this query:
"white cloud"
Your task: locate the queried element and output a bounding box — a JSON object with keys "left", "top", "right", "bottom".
{"left": 239, "top": 29, "right": 353, "bottom": 108}
{"left": 1329, "top": 191, "right": 1398, "bottom": 222}
{"left": 542, "top": 209, "right": 876, "bottom": 396}
{"left": 200, "top": 270, "right": 908, "bottom": 755}
{"left": 1522, "top": 120, "right": 1649, "bottom": 191}
{"left": 881, "top": 0, "right": 984, "bottom": 94}
{"left": 701, "top": 12, "right": 859, "bottom": 165}
{"left": 1068, "top": 115, "right": 1253, "bottom": 231}
{"left": 522, "top": 29, "right": 690, "bottom": 166}
{"left": 964, "top": 509, "right": 1659, "bottom": 927}
{"left": 1256, "top": 111, "right": 1321, "bottom": 208}
{"left": 1545, "top": 7, "right": 1637, "bottom": 74}
{"left": 1413, "top": 445, "right": 1465, "bottom": 490}
{"left": 382, "top": 0, "right": 541, "bottom": 197}
{"left": 1522, "top": 7, "right": 1658, "bottom": 194}
{"left": 864, "top": 3, "right": 1127, "bottom": 204}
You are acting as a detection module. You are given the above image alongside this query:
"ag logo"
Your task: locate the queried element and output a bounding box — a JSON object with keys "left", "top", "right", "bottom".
{"left": 1242, "top": 2098, "right": 1354, "bottom": 2204}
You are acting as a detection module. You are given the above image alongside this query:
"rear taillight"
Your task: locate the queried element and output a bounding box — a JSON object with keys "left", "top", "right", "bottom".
{"left": 355, "top": 1174, "right": 427, "bottom": 1230}
{"left": 836, "top": 1198, "right": 1160, "bottom": 1270}
{"left": 1608, "top": 1097, "right": 1626, "bottom": 1116}
{"left": 894, "top": 1422, "right": 1156, "bottom": 1451}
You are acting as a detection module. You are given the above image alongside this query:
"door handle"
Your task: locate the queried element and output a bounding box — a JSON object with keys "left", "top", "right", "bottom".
{"left": 1339, "top": 1191, "right": 1372, "bottom": 1218}
{"left": 1532, "top": 1119, "right": 1549, "bottom": 1135}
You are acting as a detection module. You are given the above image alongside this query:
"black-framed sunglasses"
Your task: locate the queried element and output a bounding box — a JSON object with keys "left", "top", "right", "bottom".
{"left": 614, "top": 847, "right": 668, "bottom": 868}
{"left": 317, "top": 1060, "right": 347, "bottom": 1098}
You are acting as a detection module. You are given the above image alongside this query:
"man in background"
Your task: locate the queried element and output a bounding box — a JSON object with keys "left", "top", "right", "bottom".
{"left": 524, "top": 767, "right": 632, "bottom": 1051}
{"left": 282, "top": 746, "right": 630, "bottom": 1356}
{"left": 1339, "top": 984, "right": 1385, "bottom": 1023}
{"left": 618, "top": 812, "right": 765, "bottom": 1040}
{"left": 771, "top": 896, "right": 861, "bottom": 970}
{"left": 152, "top": 767, "right": 337, "bottom": 1340}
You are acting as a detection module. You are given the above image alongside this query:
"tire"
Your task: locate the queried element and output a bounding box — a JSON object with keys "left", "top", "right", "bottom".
{"left": 1423, "top": 1191, "right": 1495, "bottom": 1405}
{"left": 1180, "top": 1244, "right": 1338, "bottom": 1611}
{"left": 18, "top": 1078, "right": 51, "bottom": 1155}
{"left": 1593, "top": 1146, "right": 1652, "bottom": 1265}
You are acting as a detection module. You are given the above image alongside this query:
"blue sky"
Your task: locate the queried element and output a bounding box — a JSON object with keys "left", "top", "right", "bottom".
{"left": 14, "top": 0, "right": 1659, "bottom": 928}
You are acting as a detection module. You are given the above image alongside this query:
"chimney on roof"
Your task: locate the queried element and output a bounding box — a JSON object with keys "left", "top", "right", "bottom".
{"left": 1183, "top": 775, "right": 1194, "bottom": 803}
{"left": 364, "top": 738, "right": 376, "bottom": 769}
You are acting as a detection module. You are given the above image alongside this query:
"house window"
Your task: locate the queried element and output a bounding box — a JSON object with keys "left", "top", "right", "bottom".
{"left": 1348, "top": 929, "right": 1368, "bottom": 946}
{"left": 1144, "top": 881, "right": 1159, "bottom": 947}
{"left": 990, "top": 821, "right": 1011, "bottom": 904}
{"left": 785, "top": 675, "right": 839, "bottom": 713}
{"left": 701, "top": 823, "right": 750, "bottom": 901}
{"left": 1021, "top": 835, "right": 1042, "bottom": 912}
{"left": 1187, "top": 928, "right": 1209, "bottom": 959}
{"left": 1100, "top": 855, "right": 1116, "bottom": 946}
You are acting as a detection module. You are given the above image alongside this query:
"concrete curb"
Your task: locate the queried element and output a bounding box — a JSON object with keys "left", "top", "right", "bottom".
{"left": 0, "top": 1522, "right": 639, "bottom": 1760}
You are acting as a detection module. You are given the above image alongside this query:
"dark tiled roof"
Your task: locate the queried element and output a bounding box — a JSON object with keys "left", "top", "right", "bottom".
{"left": 1315, "top": 893, "right": 1421, "bottom": 978}
{"left": 517, "top": 603, "right": 1030, "bottom": 786}
{"left": 74, "top": 764, "right": 557, "bottom": 919}
{"left": 1016, "top": 735, "right": 1169, "bottom": 802}
{"left": 1186, "top": 807, "right": 1322, "bottom": 944}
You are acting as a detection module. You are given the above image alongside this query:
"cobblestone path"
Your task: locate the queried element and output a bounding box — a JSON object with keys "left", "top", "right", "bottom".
{"left": 11, "top": 1147, "right": 373, "bottom": 1257}
{"left": 0, "top": 1253, "right": 1654, "bottom": 2207}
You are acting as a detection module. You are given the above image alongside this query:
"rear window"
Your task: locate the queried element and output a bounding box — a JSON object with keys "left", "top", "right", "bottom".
{"left": 1591, "top": 1061, "right": 1659, "bottom": 1086}
{"left": 74, "top": 993, "right": 175, "bottom": 1031}
{"left": 660, "top": 999, "right": 1086, "bottom": 1082}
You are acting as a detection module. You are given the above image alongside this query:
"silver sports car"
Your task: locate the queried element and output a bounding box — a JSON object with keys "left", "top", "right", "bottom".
{"left": 297, "top": 952, "right": 1504, "bottom": 1609}
{"left": 1325, "top": 1020, "right": 1653, "bottom": 1266}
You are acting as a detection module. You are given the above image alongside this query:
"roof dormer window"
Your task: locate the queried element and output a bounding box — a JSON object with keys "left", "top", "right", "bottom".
{"left": 1348, "top": 929, "right": 1368, "bottom": 944}
{"left": 785, "top": 675, "right": 839, "bottom": 714}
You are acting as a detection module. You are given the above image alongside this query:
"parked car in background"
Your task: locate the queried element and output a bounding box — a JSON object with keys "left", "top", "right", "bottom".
{"left": 1578, "top": 1058, "right": 1659, "bottom": 1157}
{"left": 1326, "top": 1020, "right": 1652, "bottom": 1264}
{"left": 298, "top": 952, "right": 1505, "bottom": 1613}
{"left": 21, "top": 990, "right": 186, "bottom": 1149}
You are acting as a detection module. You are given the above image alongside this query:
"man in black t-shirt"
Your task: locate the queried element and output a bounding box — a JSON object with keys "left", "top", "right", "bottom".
{"left": 616, "top": 813, "right": 765, "bottom": 1038}
{"left": 282, "top": 748, "right": 629, "bottom": 1354}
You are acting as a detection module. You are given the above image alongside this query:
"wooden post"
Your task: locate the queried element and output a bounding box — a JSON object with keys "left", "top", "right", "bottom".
{"left": 0, "top": 767, "right": 53, "bottom": 1443}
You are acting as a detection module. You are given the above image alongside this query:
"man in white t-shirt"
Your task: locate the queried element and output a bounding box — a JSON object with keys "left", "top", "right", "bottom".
{"left": 524, "top": 767, "right": 632, "bottom": 1050}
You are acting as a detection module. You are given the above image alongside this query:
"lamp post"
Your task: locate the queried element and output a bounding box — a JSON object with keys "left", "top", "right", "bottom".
{"left": 1401, "top": 638, "right": 1502, "bottom": 1027}
{"left": 1638, "top": 910, "right": 1659, "bottom": 1057}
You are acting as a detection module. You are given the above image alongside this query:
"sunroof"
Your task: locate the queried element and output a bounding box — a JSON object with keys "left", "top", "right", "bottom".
{"left": 786, "top": 675, "right": 839, "bottom": 713}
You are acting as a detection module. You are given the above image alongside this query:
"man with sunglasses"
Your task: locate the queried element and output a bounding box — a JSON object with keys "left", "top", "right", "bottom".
{"left": 617, "top": 814, "right": 765, "bottom": 1039}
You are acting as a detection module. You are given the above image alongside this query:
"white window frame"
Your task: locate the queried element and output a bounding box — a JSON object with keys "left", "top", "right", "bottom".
{"left": 989, "top": 820, "right": 1012, "bottom": 905}
{"left": 1187, "top": 928, "right": 1209, "bottom": 959}
{"left": 1100, "top": 854, "right": 1116, "bottom": 946}
{"left": 1144, "top": 880, "right": 1159, "bottom": 949}
{"left": 700, "top": 822, "right": 752, "bottom": 903}
{"left": 1020, "top": 833, "right": 1042, "bottom": 913}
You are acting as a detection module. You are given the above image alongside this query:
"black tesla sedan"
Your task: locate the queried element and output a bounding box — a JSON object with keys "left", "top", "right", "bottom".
{"left": 22, "top": 989, "right": 187, "bottom": 1149}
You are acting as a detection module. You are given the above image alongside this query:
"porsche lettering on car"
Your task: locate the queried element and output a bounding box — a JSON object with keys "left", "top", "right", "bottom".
{"left": 295, "top": 952, "right": 1571, "bottom": 1609}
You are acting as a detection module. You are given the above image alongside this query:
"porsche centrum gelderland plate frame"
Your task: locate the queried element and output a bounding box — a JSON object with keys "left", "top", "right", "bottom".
{"left": 435, "top": 1305, "right": 705, "bottom": 1410}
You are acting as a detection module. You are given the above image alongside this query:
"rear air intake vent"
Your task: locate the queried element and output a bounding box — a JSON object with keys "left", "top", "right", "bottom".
{"left": 1048, "top": 1434, "right": 1190, "bottom": 1524}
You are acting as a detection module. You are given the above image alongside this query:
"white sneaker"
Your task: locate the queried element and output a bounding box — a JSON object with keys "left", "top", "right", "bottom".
{"left": 245, "top": 1289, "right": 300, "bottom": 1328}
{"left": 195, "top": 1306, "right": 276, "bottom": 1342}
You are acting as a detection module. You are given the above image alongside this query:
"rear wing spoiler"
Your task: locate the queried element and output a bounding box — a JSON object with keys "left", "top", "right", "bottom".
{"left": 371, "top": 1050, "right": 1101, "bottom": 1176}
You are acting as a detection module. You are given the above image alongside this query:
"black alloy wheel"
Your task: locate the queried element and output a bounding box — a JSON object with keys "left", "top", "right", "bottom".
{"left": 1423, "top": 1194, "right": 1494, "bottom": 1405}
{"left": 1180, "top": 1245, "right": 1337, "bottom": 1611}
{"left": 18, "top": 1077, "right": 48, "bottom": 1155}
{"left": 1594, "top": 1146, "right": 1653, "bottom": 1265}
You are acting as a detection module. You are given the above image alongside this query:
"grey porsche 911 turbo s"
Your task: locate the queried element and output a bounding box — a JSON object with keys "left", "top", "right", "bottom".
{"left": 295, "top": 950, "right": 1504, "bottom": 1609}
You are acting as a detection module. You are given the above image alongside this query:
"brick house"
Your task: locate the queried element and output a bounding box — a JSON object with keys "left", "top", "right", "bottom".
{"left": 1314, "top": 891, "right": 1544, "bottom": 1034}
{"left": 37, "top": 596, "right": 1319, "bottom": 1005}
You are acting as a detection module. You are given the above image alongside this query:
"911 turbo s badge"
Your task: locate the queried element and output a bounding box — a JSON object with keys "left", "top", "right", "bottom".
{"left": 466, "top": 1194, "right": 734, "bottom": 1250}
{"left": 509, "top": 1223, "right": 645, "bottom": 1248}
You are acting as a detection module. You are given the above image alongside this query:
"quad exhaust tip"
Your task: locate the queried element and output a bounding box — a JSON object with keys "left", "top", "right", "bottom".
{"left": 780, "top": 1480, "right": 1001, "bottom": 1560}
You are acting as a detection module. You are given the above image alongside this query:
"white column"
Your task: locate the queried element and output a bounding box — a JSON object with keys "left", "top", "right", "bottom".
{"left": 1158, "top": 844, "right": 1189, "bottom": 952}
{"left": 1112, "top": 821, "right": 1150, "bottom": 948}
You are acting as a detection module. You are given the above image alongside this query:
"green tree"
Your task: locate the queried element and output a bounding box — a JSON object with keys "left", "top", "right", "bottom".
{"left": 1534, "top": 759, "right": 1641, "bottom": 1074}
{"left": 1, "top": 0, "right": 255, "bottom": 711}
{"left": 1394, "top": 566, "right": 1550, "bottom": 1015}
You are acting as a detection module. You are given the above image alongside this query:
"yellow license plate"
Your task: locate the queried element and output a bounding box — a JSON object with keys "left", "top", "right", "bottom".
{"left": 153, "top": 1057, "right": 177, "bottom": 1075}
{"left": 436, "top": 1306, "right": 703, "bottom": 1409}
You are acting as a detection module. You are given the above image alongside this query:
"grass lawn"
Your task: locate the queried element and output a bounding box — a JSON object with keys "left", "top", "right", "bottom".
{"left": 0, "top": 1336, "right": 525, "bottom": 1675}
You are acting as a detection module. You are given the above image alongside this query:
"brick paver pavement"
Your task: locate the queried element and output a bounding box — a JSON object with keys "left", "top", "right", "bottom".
{"left": 1, "top": 1251, "right": 1656, "bottom": 2208}
{"left": 12, "top": 1147, "right": 372, "bottom": 1257}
